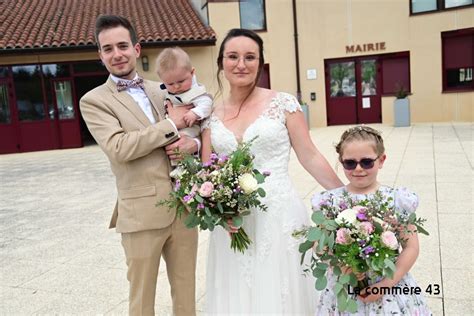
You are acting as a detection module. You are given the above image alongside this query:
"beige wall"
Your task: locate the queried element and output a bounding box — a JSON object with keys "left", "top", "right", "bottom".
{"left": 1, "top": 1, "right": 472, "bottom": 126}
{"left": 207, "top": 0, "right": 473, "bottom": 126}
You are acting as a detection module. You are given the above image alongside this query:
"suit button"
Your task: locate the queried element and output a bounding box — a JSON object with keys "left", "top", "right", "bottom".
{"left": 165, "top": 132, "right": 175, "bottom": 138}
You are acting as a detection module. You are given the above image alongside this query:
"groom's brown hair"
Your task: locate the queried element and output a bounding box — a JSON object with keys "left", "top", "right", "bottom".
{"left": 95, "top": 15, "right": 138, "bottom": 48}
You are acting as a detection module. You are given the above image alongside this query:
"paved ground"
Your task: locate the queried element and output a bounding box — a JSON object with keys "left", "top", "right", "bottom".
{"left": 0, "top": 122, "right": 472, "bottom": 315}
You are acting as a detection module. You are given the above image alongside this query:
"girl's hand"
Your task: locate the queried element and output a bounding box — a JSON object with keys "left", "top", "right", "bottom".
{"left": 340, "top": 266, "right": 365, "bottom": 280}
{"left": 358, "top": 279, "right": 393, "bottom": 303}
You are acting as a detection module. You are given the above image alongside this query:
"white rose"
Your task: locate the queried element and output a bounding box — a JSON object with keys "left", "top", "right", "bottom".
{"left": 239, "top": 173, "right": 259, "bottom": 194}
{"left": 335, "top": 208, "right": 358, "bottom": 226}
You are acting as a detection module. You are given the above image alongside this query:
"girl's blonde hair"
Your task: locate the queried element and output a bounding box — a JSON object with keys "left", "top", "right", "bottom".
{"left": 335, "top": 126, "right": 385, "bottom": 158}
{"left": 156, "top": 47, "right": 192, "bottom": 77}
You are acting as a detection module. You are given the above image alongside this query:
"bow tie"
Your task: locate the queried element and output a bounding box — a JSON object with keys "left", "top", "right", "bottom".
{"left": 116, "top": 78, "right": 145, "bottom": 92}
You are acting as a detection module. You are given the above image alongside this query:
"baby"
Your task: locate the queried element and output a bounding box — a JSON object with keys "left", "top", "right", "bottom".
{"left": 156, "top": 47, "right": 213, "bottom": 143}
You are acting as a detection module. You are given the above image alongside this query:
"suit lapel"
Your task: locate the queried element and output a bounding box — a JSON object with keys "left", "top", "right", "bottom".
{"left": 106, "top": 77, "right": 151, "bottom": 127}
{"left": 143, "top": 80, "right": 167, "bottom": 121}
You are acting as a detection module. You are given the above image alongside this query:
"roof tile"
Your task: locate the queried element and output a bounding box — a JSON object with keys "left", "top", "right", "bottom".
{"left": 0, "top": 0, "right": 216, "bottom": 51}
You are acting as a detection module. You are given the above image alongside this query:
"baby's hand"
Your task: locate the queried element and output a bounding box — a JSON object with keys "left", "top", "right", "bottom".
{"left": 183, "top": 111, "right": 200, "bottom": 127}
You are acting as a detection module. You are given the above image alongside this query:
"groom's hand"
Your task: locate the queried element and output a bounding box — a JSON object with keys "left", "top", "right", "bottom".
{"left": 165, "top": 135, "right": 198, "bottom": 160}
{"left": 166, "top": 102, "right": 193, "bottom": 129}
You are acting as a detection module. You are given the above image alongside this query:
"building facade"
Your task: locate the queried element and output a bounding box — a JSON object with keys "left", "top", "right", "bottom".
{"left": 0, "top": 0, "right": 472, "bottom": 154}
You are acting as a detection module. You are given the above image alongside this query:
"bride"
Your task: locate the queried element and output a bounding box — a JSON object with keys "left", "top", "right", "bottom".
{"left": 201, "top": 28, "right": 343, "bottom": 314}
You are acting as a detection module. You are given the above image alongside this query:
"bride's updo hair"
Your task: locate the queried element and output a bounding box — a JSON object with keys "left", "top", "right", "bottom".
{"left": 216, "top": 28, "right": 265, "bottom": 100}
{"left": 335, "top": 126, "right": 385, "bottom": 158}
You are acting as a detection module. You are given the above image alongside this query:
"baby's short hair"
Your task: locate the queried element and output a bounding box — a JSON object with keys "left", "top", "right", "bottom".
{"left": 156, "top": 47, "right": 192, "bottom": 77}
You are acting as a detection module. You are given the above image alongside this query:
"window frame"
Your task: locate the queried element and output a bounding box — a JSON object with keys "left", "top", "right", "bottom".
{"left": 238, "top": 0, "right": 267, "bottom": 32}
{"left": 410, "top": 0, "right": 473, "bottom": 15}
{"left": 441, "top": 28, "right": 474, "bottom": 93}
{"left": 380, "top": 51, "right": 412, "bottom": 96}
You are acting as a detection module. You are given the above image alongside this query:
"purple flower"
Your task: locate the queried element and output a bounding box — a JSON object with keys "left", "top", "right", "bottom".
{"left": 362, "top": 246, "right": 375, "bottom": 255}
{"left": 358, "top": 239, "right": 367, "bottom": 247}
{"left": 202, "top": 161, "right": 212, "bottom": 167}
{"left": 339, "top": 201, "right": 348, "bottom": 209}
{"left": 218, "top": 154, "right": 229, "bottom": 162}
{"left": 183, "top": 195, "right": 193, "bottom": 203}
{"left": 263, "top": 170, "right": 271, "bottom": 177}
{"left": 174, "top": 180, "right": 181, "bottom": 191}
{"left": 210, "top": 153, "right": 218, "bottom": 161}
{"left": 356, "top": 212, "right": 367, "bottom": 221}
{"left": 197, "top": 203, "right": 205, "bottom": 210}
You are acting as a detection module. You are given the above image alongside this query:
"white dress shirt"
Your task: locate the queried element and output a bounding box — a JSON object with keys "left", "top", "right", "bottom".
{"left": 110, "top": 74, "right": 201, "bottom": 151}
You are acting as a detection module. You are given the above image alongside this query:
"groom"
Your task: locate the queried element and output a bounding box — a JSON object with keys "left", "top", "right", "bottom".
{"left": 80, "top": 15, "right": 198, "bottom": 316}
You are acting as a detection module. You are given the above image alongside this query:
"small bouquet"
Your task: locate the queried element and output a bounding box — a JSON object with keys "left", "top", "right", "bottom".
{"left": 158, "top": 138, "right": 269, "bottom": 253}
{"left": 293, "top": 190, "right": 428, "bottom": 313}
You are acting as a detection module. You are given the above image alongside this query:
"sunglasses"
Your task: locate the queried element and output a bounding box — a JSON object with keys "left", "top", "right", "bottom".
{"left": 341, "top": 157, "right": 380, "bottom": 170}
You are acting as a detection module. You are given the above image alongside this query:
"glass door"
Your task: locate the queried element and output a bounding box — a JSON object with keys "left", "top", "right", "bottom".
{"left": 0, "top": 77, "right": 20, "bottom": 154}
{"left": 356, "top": 58, "right": 381, "bottom": 124}
{"left": 325, "top": 60, "right": 357, "bottom": 125}
{"left": 325, "top": 57, "right": 382, "bottom": 125}
{"left": 51, "top": 79, "right": 82, "bottom": 148}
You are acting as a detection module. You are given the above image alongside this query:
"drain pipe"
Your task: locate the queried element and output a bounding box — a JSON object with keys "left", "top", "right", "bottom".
{"left": 292, "top": 0, "right": 302, "bottom": 103}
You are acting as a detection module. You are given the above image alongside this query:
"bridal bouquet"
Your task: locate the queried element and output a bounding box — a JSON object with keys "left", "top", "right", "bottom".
{"left": 158, "top": 138, "right": 269, "bottom": 253}
{"left": 293, "top": 190, "right": 429, "bottom": 313}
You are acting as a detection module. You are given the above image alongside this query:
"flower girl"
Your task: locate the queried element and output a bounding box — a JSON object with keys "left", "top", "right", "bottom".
{"left": 313, "top": 126, "right": 431, "bottom": 315}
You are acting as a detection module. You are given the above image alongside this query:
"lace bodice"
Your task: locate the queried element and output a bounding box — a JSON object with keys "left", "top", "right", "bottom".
{"left": 204, "top": 92, "right": 302, "bottom": 178}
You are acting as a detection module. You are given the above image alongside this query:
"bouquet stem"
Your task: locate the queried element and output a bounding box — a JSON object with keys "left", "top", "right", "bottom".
{"left": 230, "top": 228, "right": 251, "bottom": 253}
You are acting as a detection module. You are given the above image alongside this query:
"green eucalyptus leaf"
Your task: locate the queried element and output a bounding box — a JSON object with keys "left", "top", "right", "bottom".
{"left": 255, "top": 173, "right": 265, "bottom": 184}
{"left": 312, "top": 211, "right": 326, "bottom": 225}
{"left": 349, "top": 273, "right": 358, "bottom": 287}
{"left": 257, "top": 187, "right": 266, "bottom": 197}
{"left": 384, "top": 258, "right": 396, "bottom": 272}
{"left": 315, "top": 276, "right": 328, "bottom": 290}
{"left": 327, "top": 231, "right": 335, "bottom": 249}
{"left": 337, "top": 292, "right": 348, "bottom": 311}
{"left": 339, "top": 274, "right": 350, "bottom": 284}
{"left": 232, "top": 216, "right": 243, "bottom": 227}
{"left": 298, "top": 240, "right": 314, "bottom": 253}
{"left": 333, "top": 266, "right": 342, "bottom": 276}
{"left": 313, "top": 268, "right": 326, "bottom": 278}
{"left": 334, "top": 282, "right": 343, "bottom": 294}
{"left": 307, "top": 227, "right": 323, "bottom": 242}
{"left": 346, "top": 298, "right": 358, "bottom": 313}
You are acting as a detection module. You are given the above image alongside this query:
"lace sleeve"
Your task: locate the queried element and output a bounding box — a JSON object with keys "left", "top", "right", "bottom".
{"left": 266, "top": 92, "right": 303, "bottom": 124}
{"left": 279, "top": 92, "right": 302, "bottom": 114}
{"left": 394, "top": 187, "right": 419, "bottom": 217}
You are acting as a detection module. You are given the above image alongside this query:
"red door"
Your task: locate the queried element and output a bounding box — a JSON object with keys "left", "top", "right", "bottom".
{"left": 50, "top": 79, "right": 82, "bottom": 148}
{"left": 0, "top": 78, "right": 20, "bottom": 154}
{"left": 325, "top": 57, "right": 381, "bottom": 125}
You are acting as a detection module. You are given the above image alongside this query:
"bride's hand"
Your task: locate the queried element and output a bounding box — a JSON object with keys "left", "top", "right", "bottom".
{"left": 226, "top": 219, "right": 239, "bottom": 234}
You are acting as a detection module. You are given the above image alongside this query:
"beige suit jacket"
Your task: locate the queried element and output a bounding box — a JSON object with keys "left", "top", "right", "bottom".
{"left": 80, "top": 77, "right": 180, "bottom": 233}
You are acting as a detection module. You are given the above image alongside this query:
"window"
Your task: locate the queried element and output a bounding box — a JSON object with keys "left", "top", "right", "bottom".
{"left": 410, "top": 0, "right": 473, "bottom": 14}
{"left": 190, "top": 0, "right": 209, "bottom": 25}
{"left": 442, "top": 28, "right": 474, "bottom": 92}
{"left": 239, "top": 0, "right": 266, "bottom": 31}
{"left": 12, "top": 65, "right": 46, "bottom": 121}
{"left": 381, "top": 52, "right": 411, "bottom": 95}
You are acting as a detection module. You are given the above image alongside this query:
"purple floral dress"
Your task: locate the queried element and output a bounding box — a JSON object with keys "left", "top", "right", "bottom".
{"left": 312, "top": 186, "right": 432, "bottom": 316}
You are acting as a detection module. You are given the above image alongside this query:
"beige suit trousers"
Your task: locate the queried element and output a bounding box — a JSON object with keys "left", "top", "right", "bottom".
{"left": 121, "top": 215, "right": 198, "bottom": 316}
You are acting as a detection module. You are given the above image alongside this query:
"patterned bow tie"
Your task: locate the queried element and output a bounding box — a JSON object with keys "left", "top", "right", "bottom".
{"left": 116, "top": 77, "right": 145, "bottom": 92}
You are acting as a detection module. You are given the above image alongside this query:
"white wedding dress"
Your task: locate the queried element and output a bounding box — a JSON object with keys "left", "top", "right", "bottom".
{"left": 204, "top": 92, "right": 316, "bottom": 315}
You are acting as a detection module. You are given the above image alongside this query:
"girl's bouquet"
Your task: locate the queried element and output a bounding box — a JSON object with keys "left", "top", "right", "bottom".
{"left": 158, "top": 139, "right": 269, "bottom": 253}
{"left": 293, "top": 190, "right": 429, "bottom": 313}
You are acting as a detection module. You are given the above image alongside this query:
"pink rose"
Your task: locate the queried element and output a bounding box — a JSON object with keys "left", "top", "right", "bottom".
{"left": 381, "top": 231, "right": 399, "bottom": 250}
{"left": 198, "top": 181, "right": 214, "bottom": 197}
{"left": 335, "top": 228, "right": 353, "bottom": 245}
{"left": 358, "top": 221, "right": 374, "bottom": 236}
